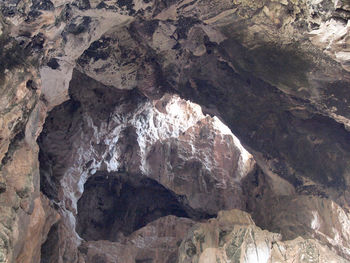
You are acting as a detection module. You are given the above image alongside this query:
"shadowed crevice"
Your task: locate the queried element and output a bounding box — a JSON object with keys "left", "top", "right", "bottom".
{"left": 76, "top": 171, "right": 214, "bottom": 241}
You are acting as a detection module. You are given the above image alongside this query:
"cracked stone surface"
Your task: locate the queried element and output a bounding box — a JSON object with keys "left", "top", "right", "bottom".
{"left": 0, "top": 0, "right": 350, "bottom": 262}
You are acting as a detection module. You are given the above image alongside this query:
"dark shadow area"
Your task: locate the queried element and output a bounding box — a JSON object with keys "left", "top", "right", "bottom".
{"left": 37, "top": 99, "right": 81, "bottom": 203}
{"left": 40, "top": 223, "right": 59, "bottom": 263}
{"left": 76, "top": 172, "right": 213, "bottom": 241}
{"left": 172, "top": 40, "right": 350, "bottom": 191}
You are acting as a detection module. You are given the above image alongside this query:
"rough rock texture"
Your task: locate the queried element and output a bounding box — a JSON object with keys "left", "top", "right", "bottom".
{"left": 252, "top": 194, "right": 350, "bottom": 259}
{"left": 75, "top": 172, "right": 209, "bottom": 241}
{"left": 178, "top": 209, "right": 349, "bottom": 263}
{"left": 37, "top": 70, "right": 255, "bottom": 262}
{"left": 0, "top": 30, "right": 59, "bottom": 261}
{"left": 78, "top": 215, "right": 195, "bottom": 263}
{"left": 0, "top": 0, "right": 350, "bottom": 262}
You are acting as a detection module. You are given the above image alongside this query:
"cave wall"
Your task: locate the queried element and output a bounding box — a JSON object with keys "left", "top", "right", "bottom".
{"left": 0, "top": 0, "right": 350, "bottom": 262}
{"left": 36, "top": 70, "right": 258, "bottom": 262}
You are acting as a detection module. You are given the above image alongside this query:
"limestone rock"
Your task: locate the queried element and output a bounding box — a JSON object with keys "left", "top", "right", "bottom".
{"left": 0, "top": 0, "right": 350, "bottom": 262}
{"left": 0, "top": 108, "right": 58, "bottom": 262}
{"left": 178, "top": 209, "right": 349, "bottom": 263}
{"left": 15, "top": 194, "right": 60, "bottom": 263}
{"left": 37, "top": 70, "right": 256, "bottom": 262}
{"left": 78, "top": 215, "right": 195, "bottom": 263}
{"left": 252, "top": 195, "right": 350, "bottom": 259}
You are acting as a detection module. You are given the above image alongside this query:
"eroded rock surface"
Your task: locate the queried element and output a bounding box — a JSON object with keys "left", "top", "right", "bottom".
{"left": 37, "top": 70, "right": 256, "bottom": 262}
{"left": 1, "top": 0, "right": 350, "bottom": 262}
{"left": 253, "top": 194, "right": 350, "bottom": 259}
{"left": 76, "top": 172, "right": 210, "bottom": 241}
{"left": 78, "top": 215, "right": 195, "bottom": 263}
{"left": 178, "top": 209, "right": 349, "bottom": 263}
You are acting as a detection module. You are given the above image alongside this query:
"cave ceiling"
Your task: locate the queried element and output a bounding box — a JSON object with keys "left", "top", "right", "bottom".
{"left": 1, "top": 0, "right": 350, "bottom": 262}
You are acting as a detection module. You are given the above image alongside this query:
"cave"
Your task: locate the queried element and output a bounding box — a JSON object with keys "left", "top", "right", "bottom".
{"left": 35, "top": 66, "right": 350, "bottom": 262}
{"left": 36, "top": 70, "right": 229, "bottom": 262}
{"left": 1, "top": 0, "right": 350, "bottom": 262}
{"left": 76, "top": 172, "right": 211, "bottom": 241}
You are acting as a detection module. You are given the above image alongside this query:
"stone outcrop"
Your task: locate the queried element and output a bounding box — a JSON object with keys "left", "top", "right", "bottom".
{"left": 37, "top": 70, "right": 256, "bottom": 262}
{"left": 0, "top": 0, "right": 350, "bottom": 262}
{"left": 0, "top": 38, "right": 59, "bottom": 261}
{"left": 178, "top": 209, "right": 349, "bottom": 263}
{"left": 78, "top": 215, "right": 195, "bottom": 263}
{"left": 252, "top": 194, "right": 350, "bottom": 259}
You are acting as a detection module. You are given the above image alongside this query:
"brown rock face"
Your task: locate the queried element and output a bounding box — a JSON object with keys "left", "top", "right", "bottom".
{"left": 0, "top": 0, "right": 350, "bottom": 262}
{"left": 78, "top": 216, "right": 195, "bottom": 263}
{"left": 0, "top": 48, "right": 58, "bottom": 261}
{"left": 15, "top": 195, "right": 60, "bottom": 263}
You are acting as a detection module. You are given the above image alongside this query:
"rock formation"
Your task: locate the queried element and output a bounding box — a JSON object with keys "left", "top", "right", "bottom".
{"left": 178, "top": 210, "right": 349, "bottom": 263}
{"left": 0, "top": 0, "right": 350, "bottom": 262}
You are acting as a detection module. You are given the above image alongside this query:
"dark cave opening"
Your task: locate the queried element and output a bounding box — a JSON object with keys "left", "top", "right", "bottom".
{"left": 76, "top": 171, "right": 213, "bottom": 241}
{"left": 40, "top": 223, "right": 59, "bottom": 263}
